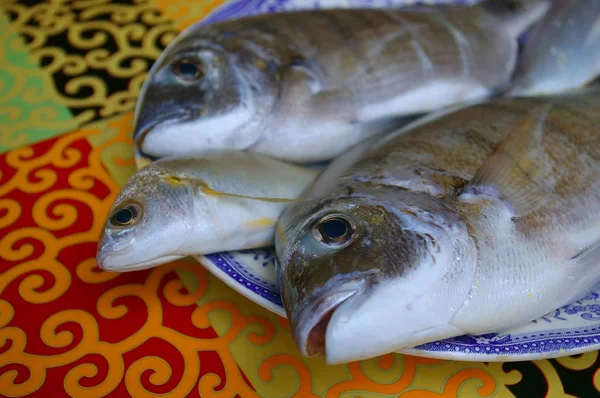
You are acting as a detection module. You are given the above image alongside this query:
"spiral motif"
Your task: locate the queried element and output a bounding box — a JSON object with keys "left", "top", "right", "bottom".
{"left": 0, "top": 228, "right": 48, "bottom": 262}
{"left": 0, "top": 123, "right": 253, "bottom": 396}
{"left": 32, "top": 191, "right": 81, "bottom": 231}
{"left": 3, "top": 0, "right": 178, "bottom": 126}
{"left": 64, "top": 357, "right": 123, "bottom": 398}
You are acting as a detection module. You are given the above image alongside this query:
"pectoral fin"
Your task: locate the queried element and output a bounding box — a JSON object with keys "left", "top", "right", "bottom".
{"left": 460, "top": 104, "right": 552, "bottom": 216}
{"left": 572, "top": 241, "right": 600, "bottom": 271}
{"left": 276, "top": 54, "right": 364, "bottom": 124}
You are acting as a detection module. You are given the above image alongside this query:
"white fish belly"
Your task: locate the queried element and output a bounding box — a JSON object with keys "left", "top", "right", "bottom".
{"left": 357, "top": 80, "right": 491, "bottom": 121}
{"left": 251, "top": 117, "right": 401, "bottom": 163}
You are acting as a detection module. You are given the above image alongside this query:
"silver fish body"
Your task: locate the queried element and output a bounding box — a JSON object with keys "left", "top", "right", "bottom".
{"left": 97, "top": 152, "right": 318, "bottom": 272}
{"left": 275, "top": 87, "right": 600, "bottom": 364}
{"left": 510, "top": 0, "right": 600, "bottom": 96}
{"left": 134, "top": 2, "right": 548, "bottom": 163}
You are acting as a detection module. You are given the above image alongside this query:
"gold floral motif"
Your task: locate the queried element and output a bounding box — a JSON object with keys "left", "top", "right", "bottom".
{"left": 555, "top": 352, "right": 599, "bottom": 371}
{"left": 3, "top": 0, "right": 177, "bottom": 125}
{"left": 0, "top": 127, "right": 254, "bottom": 397}
{"left": 0, "top": 10, "right": 77, "bottom": 152}
{"left": 86, "top": 112, "right": 138, "bottom": 187}
{"left": 0, "top": 199, "right": 21, "bottom": 229}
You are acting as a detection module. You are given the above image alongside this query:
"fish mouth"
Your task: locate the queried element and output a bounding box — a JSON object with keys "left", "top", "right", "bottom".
{"left": 133, "top": 108, "right": 198, "bottom": 143}
{"left": 133, "top": 113, "right": 197, "bottom": 158}
{"left": 291, "top": 279, "right": 366, "bottom": 357}
{"left": 97, "top": 254, "right": 184, "bottom": 272}
{"left": 96, "top": 233, "right": 181, "bottom": 272}
{"left": 133, "top": 121, "right": 159, "bottom": 150}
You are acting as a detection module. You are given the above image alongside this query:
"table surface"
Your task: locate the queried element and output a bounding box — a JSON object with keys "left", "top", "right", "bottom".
{"left": 1, "top": 1, "right": 600, "bottom": 397}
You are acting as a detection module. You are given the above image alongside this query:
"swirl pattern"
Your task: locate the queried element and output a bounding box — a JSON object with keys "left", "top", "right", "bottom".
{"left": 0, "top": 11, "right": 77, "bottom": 153}
{"left": 0, "top": 129, "right": 258, "bottom": 397}
{"left": 3, "top": 0, "right": 178, "bottom": 126}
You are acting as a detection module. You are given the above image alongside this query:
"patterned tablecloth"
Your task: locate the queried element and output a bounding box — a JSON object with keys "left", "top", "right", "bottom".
{"left": 1, "top": 0, "right": 600, "bottom": 397}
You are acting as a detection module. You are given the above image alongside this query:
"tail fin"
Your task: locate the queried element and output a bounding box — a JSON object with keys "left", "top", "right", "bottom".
{"left": 481, "top": 0, "right": 552, "bottom": 39}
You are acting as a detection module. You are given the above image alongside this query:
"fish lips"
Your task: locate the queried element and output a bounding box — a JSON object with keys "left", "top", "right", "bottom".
{"left": 96, "top": 229, "right": 186, "bottom": 272}
{"left": 289, "top": 278, "right": 368, "bottom": 358}
{"left": 133, "top": 119, "right": 170, "bottom": 153}
{"left": 98, "top": 254, "right": 183, "bottom": 272}
{"left": 96, "top": 230, "right": 132, "bottom": 270}
{"left": 133, "top": 111, "right": 196, "bottom": 152}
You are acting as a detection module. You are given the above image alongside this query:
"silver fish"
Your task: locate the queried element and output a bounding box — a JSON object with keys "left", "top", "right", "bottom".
{"left": 97, "top": 152, "right": 318, "bottom": 272}
{"left": 510, "top": 0, "right": 600, "bottom": 96}
{"left": 133, "top": 1, "right": 549, "bottom": 163}
{"left": 275, "top": 87, "right": 600, "bottom": 364}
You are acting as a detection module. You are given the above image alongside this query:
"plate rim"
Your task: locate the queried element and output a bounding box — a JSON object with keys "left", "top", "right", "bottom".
{"left": 196, "top": 253, "right": 286, "bottom": 318}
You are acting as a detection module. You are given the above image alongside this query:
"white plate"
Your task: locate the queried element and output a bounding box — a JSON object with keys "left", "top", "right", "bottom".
{"left": 136, "top": 0, "right": 600, "bottom": 361}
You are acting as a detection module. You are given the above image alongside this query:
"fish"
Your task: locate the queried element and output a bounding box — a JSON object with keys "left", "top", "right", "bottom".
{"left": 274, "top": 86, "right": 600, "bottom": 364}
{"left": 133, "top": 1, "right": 549, "bottom": 163}
{"left": 96, "top": 151, "right": 318, "bottom": 272}
{"left": 509, "top": 0, "right": 600, "bottom": 96}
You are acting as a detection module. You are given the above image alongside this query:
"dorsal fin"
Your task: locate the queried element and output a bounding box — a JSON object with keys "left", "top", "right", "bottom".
{"left": 460, "top": 104, "right": 552, "bottom": 216}
{"left": 480, "top": 0, "right": 551, "bottom": 39}
{"left": 571, "top": 241, "right": 600, "bottom": 272}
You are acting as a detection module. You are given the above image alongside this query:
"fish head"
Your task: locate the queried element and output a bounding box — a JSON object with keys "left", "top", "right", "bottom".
{"left": 134, "top": 32, "right": 277, "bottom": 158}
{"left": 96, "top": 163, "right": 195, "bottom": 272}
{"left": 275, "top": 185, "right": 476, "bottom": 363}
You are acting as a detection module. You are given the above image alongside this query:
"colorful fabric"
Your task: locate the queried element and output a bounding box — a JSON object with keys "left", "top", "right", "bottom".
{"left": 0, "top": 1, "right": 599, "bottom": 396}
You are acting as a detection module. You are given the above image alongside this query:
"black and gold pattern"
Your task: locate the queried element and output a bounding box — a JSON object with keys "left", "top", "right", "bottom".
{"left": 502, "top": 352, "right": 600, "bottom": 397}
{"left": 4, "top": 0, "right": 178, "bottom": 125}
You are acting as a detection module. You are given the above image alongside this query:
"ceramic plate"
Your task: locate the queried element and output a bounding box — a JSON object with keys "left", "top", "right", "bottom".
{"left": 135, "top": 0, "right": 600, "bottom": 361}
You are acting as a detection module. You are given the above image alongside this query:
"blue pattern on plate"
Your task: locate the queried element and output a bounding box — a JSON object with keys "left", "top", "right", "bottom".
{"left": 205, "top": 249, "right": 283, "bottom": 307}
{"left": 205, "top": 244, "right": 600, "bottom": 358}
{"left": 187, "top": 0, "right": 600, "bottom": 360}
{"left": 414, "top": 294, "right": 600, "bottom": 355}
{"left": 238, "top": 248, "right": 277, "bottom": 268}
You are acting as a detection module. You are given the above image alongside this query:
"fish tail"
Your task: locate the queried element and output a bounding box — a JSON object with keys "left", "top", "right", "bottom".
{"left": 480, "top": 0, "right": 553, "bottom": 39}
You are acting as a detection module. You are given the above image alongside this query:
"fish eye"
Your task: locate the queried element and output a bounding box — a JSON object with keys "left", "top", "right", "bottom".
{"left": 110, "top": 204, "right": 140, "bottom": 227}
{"left": 172, "top": 58, "right": 204, "bottom": 82}
{"left": 312, "top": 214, "right": 357, "bottom": 247}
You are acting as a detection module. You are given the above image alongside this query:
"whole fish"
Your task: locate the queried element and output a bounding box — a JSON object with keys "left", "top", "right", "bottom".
{"left": 97, "top": 152, "right": 318, "bottom": 272}
{"left": 274, "top": 87, "right": 600, "bottom": 364}
{"left": 510, "top": 0, "right": 600, "bottom": 96}
{"left": 133, "top": 1, "right": 549, "bottom": 163}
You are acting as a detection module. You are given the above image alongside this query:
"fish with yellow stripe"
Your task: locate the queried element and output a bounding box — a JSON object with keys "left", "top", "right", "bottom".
{"left": 96, "top": 152, "right": 319, "bottom": 272}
